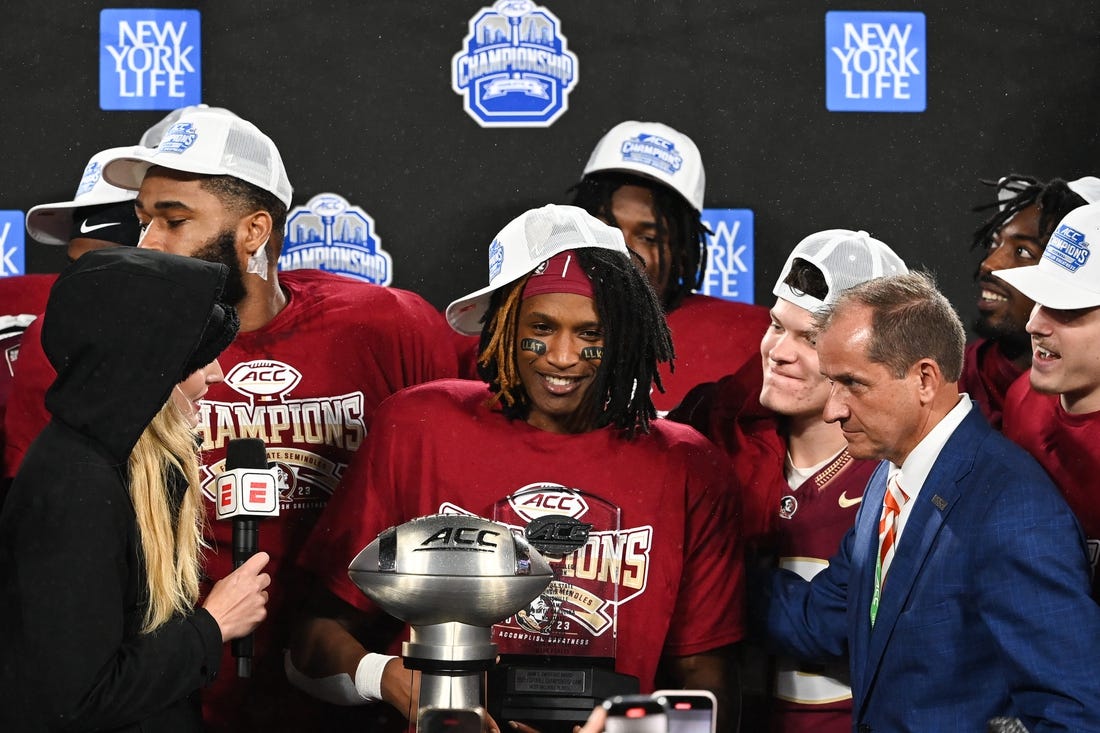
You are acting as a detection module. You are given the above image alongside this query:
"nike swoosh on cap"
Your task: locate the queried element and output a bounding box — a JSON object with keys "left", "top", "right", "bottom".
{"left": 838, "top": 491, "right": 862, "bottom": 508}
{"left": 79, "top": 220, "right": 122, "bottom": 234}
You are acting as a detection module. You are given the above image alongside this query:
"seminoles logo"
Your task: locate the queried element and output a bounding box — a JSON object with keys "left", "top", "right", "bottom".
{"left": 620, "top": 133, "right": 684, "bottom": 176}
{"left": 779, "top": 495, "right": 798, "bottom": 520}
{"left": 515, "top": 591, "right": 562, "bottom": 634}
{"left": 76, "top": 161, "right": 103, "bottom": 197}
{"left": 1047, "top": 224, "right": 1091, "bottom": 274}
{"left": 280, "top": 193, "right": 393, "bottom": 285}
{"left": 225, "top": 360, "right": 302, "bottom": 401}
{"left": 451, "top": 0, "right": 578, "bottom": 127}
{"left": 157, "top": 121, "right": 199, "bottom": 154}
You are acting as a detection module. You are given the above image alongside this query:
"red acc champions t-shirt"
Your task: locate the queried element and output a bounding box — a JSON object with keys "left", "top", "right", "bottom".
{"left": 302, "top": 379, "right": 745, "bottom": 693}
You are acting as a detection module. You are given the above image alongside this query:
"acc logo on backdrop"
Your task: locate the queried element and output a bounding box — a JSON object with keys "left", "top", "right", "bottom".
{"left": 825, "top": 11, "right": 926, "bottom": 113}
{"left": 280, "top": 193, "right": 393, "bottom": 285}
{"left": 0, "top": 212, "right": 26, "bottom": 277}
{"left": 99, "top": 9, "right": 201, "bottom": 111}
{"left": 452, "top": 0, "right": 578, "bottom": 127}
{"left": 699, "top": 208, "right": 755, "bottom": 304}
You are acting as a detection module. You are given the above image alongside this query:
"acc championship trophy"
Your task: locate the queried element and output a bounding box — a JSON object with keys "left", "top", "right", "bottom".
{"left": 348, "top": 514, "right": 553, "bottom": 729}
{"left": 488, "top": 486, "right": 639, "bottom": 733}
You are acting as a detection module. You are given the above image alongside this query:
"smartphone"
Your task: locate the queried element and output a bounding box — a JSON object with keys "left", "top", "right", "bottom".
{"left": 652, "top": 690, "right": 717, "bottom": 733}
{"left": 418, "top": 707, "right": 484, "bottom": 733}
{"left": 603, "top": 694, "right": 668, "bottom": 733}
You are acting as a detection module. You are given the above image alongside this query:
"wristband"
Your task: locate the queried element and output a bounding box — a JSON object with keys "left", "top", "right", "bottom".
{"left": 354, "top": 652, "right": 397, "bottom": 702}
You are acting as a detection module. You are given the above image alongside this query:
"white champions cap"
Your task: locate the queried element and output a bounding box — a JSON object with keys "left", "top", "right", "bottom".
{"left": 995, "top": 202, "right": 1100, "bottom": 310}
{"left": 773, "top": 229, "right": 909, "bottom": 314}
{"left": 25, "top": 145, "right": 145, "bottom": 246}
{"left": 445, "top": 204, "right": 630, "bottom": 336}
{"left": 103, "top": 109, "right": 293, "bottom": 208}
{"left": 1067, "top": 176, "right": 1100, "bottom": 205}
{"left": 582, "top": 121, "right": 705, "bottom": 212}
{"left": 139, "top": 103, "right": 239, "bottom": 148}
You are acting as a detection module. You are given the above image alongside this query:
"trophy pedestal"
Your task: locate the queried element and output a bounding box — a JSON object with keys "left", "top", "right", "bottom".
{"left": 487, "top": 656, "right": 638, "bottom": 733}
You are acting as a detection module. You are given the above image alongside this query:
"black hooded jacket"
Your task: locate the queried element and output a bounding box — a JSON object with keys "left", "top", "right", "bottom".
{"left": 0, "top": 249, "right": 236, "bottom": 733}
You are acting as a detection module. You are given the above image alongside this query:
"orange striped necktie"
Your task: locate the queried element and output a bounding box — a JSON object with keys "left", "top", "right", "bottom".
{"left": 871, "top": 471, "right": 909, "bottom": 625}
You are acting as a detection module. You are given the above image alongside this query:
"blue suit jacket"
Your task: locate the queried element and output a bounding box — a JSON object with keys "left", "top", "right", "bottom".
{"left": 764, "top": 405, "right": 1100, "bottom": 732}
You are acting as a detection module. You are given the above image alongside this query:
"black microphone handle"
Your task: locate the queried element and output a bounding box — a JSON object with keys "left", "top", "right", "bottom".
{"left": 231, "top": 516, "right": 260, "bottom": 677}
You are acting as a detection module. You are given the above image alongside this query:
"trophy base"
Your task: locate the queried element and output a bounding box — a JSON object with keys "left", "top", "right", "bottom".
{"left": 487, "top": 655, "right": 638, "bottom": 733}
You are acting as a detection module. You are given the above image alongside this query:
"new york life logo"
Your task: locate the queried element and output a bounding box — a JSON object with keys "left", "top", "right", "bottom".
{"left": 825, "top": 11, "right": 925, "bottom": 112}
{"left": 280, "top": 193, "right": 394, "bottom": 285}
{"left": 100, "top": 9, "right": 201, "bottom": 110}
{"left": 0, "top": 212, "right": 26, "bottom": 277}
{"left": 452, "top": 0, "right": 578, "bottom": 127}
{"left": 698, "top": 209, "right": 755, "bottom": 304}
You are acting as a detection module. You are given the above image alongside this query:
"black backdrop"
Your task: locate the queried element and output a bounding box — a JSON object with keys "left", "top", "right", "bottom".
{"left": 4, "top": 0, "right": 1099, "bottom": 329}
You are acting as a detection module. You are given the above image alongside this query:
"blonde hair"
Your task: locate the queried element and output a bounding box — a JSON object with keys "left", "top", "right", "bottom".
{"left": 128, "top": 398, "right": 208, "bottom": 633}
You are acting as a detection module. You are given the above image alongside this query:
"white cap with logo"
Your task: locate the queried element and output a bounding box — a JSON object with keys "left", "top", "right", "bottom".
{"left": 103, "top": 110, "right": 293, "bottom": 208}
{"left": 445, "top": 204, "right": 629, "bottom": 335}
{"left": 773, "top": 229, "right": 909, "bottom": 314}
{"left": 995, "top": 202, "right": 1100, "bottom": 310}
{"left": 1067, "top": 176, "right": 1100, "bottom": 205}
{"left": 582, "top": 121, "right": 705, "bottom": 212}
{"left": 25, "top": 146, "right": 145, "bottom": 246}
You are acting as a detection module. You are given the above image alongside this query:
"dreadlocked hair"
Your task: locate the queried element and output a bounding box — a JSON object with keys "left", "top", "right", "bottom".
{"left": 477, "top": 271, "right": 534, "bottom": 412}
{"left": 476, "top": 248, "right": 674, "bottom": 439}
{"left": 570, "top": 172, "right": 707, "bottom": 311}
{"left": 971, "top": 174, "right": 1087, "bottom": 252}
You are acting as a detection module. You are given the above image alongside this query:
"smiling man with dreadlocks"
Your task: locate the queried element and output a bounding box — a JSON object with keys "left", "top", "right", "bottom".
{"left": 571, "top": 121, "right": 771, "bottom": 414}
{"left": 290, "top": 205, "right": 744, "bottom": 732}
{"left": 961, "top": 173, "right": 1099, "bottom": 428}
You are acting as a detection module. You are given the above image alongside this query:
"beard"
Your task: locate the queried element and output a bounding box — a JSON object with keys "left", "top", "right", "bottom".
{"left": 192, "top": 228, "right": 247, "bottom": 306}
{"left": 972, "top": 314, "right": 1031, "bottom": 360}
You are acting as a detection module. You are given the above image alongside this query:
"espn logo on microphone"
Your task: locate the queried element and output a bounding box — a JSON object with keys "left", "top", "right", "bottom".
{"left": 215, "top": 468, "right": 280, "bottom": 519}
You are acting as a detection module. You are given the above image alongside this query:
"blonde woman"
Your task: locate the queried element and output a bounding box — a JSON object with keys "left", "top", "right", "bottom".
{"left": 0, "top": 248, "right": 270, "bottom": 732}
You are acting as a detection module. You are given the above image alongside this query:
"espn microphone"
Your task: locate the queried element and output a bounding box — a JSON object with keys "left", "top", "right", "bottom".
{"left": 215, "top": 438, "right": 280, "bottom": 677}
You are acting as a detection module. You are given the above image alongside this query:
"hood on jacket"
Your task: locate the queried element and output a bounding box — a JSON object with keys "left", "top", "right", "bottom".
{"left": 42, "top": 248, "right": 238, "bottom": 463}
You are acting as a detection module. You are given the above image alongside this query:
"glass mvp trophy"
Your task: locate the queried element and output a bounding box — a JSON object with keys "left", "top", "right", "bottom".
{"left": 489, "top": 486, "right": 639, "bottom": 732}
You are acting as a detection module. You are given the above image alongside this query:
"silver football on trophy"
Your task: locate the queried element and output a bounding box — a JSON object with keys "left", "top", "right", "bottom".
{"left": 348, "top": 514, "right": 554, "bottom": 627}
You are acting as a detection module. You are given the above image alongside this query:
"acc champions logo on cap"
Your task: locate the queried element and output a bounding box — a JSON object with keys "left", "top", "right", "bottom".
{"left": 157, "top": 122, "right": 200, "bottom": 154}
{"left": 280, "top": 193, "right": 393, "bottom": 285}
{"left": 1047, "top": 224, "right": 1091, "bottom": 273}
{"left": 76, "top": 162, "right": 106, "bottom": 197}
{"left": 99, "top": 9, "right": 201, "bottom": 111}
{"left": 620, "top": 133, "right": 683, "bottom": 176}
{"left": 699, "top": 209, "right": 755, "bottom": 304}
{"left": 825, "top": 11, "right": 925, "bottom": 112}
{"left": 0, "top": 212, "right": 26, "bottom": 277}
{"left": 452, "top": 0, "right": 578, "bottom": 127}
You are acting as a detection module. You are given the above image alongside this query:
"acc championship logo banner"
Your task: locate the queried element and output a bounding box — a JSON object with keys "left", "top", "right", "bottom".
{"left": 100, "top": 9, "right": 201, "bottom": 110}
{"left": 0, "top": 212, "right": 26, "bottom": 277}
{"left": 452, "top": 0, "right": 578, "bottom": 127}
{"left": 280, "top": 193, "right": 393, "bottom": 285}
{"left": 825, "top": 11, "right": 926, "bottom": 113}
{"left": 699, "top": 208, "right": 754, "bottom": 304}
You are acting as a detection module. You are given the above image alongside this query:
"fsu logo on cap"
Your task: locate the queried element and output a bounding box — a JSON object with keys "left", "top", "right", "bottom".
{"left": 451, "top": 0, "right": 578, "bottom": 128}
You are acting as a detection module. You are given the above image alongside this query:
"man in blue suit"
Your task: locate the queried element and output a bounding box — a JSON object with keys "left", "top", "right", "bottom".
{"left": 757, "top": 271, "right": 1100, "bottom": 732}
